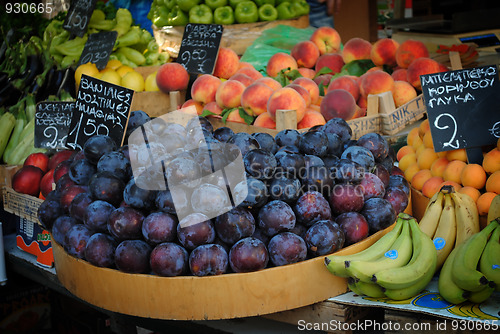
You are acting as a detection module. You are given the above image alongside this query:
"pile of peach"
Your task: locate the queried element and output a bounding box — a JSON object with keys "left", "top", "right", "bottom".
{"left": 397, "top": 119, "right": 500, "bottom": 216}
{"left": 177, "top": 26, "right": 448, "bottom": 130}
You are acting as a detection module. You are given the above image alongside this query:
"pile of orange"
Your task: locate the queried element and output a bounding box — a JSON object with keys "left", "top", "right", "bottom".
{"left": 397, "top": 119, "right": 500, "bottom": 216}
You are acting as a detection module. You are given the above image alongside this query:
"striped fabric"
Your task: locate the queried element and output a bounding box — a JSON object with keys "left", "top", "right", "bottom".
{"left": 307, "top": 0, "right": 334, "bottom": 28}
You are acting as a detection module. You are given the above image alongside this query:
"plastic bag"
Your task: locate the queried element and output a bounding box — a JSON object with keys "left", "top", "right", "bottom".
{"left": 110, "top": 0, "right": 154, "bottom": 34}
{"left": 240, "top": 24, "right": 316, "bottom": 74}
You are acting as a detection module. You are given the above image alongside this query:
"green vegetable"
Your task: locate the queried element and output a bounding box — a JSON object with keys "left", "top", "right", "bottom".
{"left": 177, "top": 0, "right": 201, "bottom": 12}
{"left": 88, "top": 18, "right": 116, "bottom": 30}
{"left": 234, "top": 1, "right": 259, "bottom": 23}
{"left": 144, "top": 50, "right": 160, "bottom": 66}
{"left": 54, "top": 35, "right": 88, "bottom": 57}
{"left": 117, "top": 46, "right": 146, "bottom": 65}
{"left": 189, "top": 4, "right": 214, "bottom": 24}
{"left": 214, "top": 6, "right": 235, "bottom": 25}
{"left": 0, "top": 112, "right": 17, "bottom": 162}
{"left": 90, "top": 8, "right": 106, "bottom": 22}
{"left": 61, "top": 54, "right": 79, "bottom": 68}
{"left": 205, "top": 0, "right": 228, "bottom": 10}
{"left": 229, "top": 0, "right": 245, "bottom": 8}
{"left": 167, "top": 5, "right": 190, "bottom": 26}
{"left": 276, "top": 1, "right": 296, "bottom": 19}
{"left": 258, "top": 4, "right": 278, "bottom": 21}
{"left": 115, "top": 26, "right": 142, "bottom": 48}
{"left": 254, "top": 0, "right": 275, "bottom": 6}
{"left": 113, "top": 8, "right": 133, "bottom": 37}
{"left": 291, "top": 0, "right": 309, "bottom": 16}
{"left": 3, "top": 100, "right": 26, "bottom": 165}
{"left": 152, "top": 5, "right": 171, "bottom": 27}
{"left": 48, "top": 30, "right": 70, "bottom": 57}
{"left": 163, "top": 0, "right": 177, "bottom": 9}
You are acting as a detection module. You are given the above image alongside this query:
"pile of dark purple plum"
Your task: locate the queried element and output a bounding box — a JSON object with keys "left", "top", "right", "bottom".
{"left": 37, "top": 111, "right": 410, "bottom": 277}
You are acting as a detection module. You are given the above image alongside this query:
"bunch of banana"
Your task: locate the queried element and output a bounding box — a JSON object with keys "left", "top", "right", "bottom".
{"left": 418, "top": 185, "right": 480, "bottom": 270}
{"left": 438, "top": 219, "right": 499, "bottom": 304}
{"left": 325, "top": 213, "right": 437, "bottom": 300}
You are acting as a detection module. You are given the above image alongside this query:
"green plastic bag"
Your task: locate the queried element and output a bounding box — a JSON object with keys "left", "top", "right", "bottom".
{"left": 240, "top": 24, "right": 316, "bottom": 74}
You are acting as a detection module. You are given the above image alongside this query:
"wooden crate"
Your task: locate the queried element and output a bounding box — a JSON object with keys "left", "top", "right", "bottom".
{"left": 130, "top": 67, "right": 186, "bottom": 117}
{"left": 3, "top": 187, "right": 44, "bottom": 224}
{"left": 153, "top": 15, "right": 310, "bottom": 57}
{"left": 0, "top": 165, "right": 21, "bottom": 202}
{"left": 52, "top": 224, "right": 396, "bottom": 321}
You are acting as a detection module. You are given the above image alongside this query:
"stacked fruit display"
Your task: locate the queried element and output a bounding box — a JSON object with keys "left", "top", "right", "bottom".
{"left": 397, "top": 119, "right": 500, "bottom": 216}
{"left": 74, "top": 61, "right": 160, "bottom": 92}
{"left": 438, "top": 219, "right": 499, "bottom": 304}
{"left": 325, "top": 213, "right": 437, "bottom": 301}
{"left": 32, "top": 113, "right": 410, "bottom": 277}
{"left": 148, "top": 0, "right": 310, "bottom": 27}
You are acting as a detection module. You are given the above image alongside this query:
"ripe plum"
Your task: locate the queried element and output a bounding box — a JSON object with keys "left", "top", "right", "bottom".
{"left": 341, "top": 145, "right": 375, "bottom": 170}
{"left": 336, "top": 212, "right": 369, "bottom": 246}
{"left": 69, "top": 192, "right": 93, "bottom": 222}
{"left": 64, "top": 224, "right": 92, "bottom": 259}
{"left": 84, "top": 200, "right": 116, "bottom": 232}
{"left": 258, "top": 200, "right": 296, "bottom": 236}
{"left": 294, "top": 191, "right": 331, "bottom": 226}
{"left": 299, "top": 131, "right": 328, "bottom": 157}
{"left": 304, "top": 220, "right": 345, "bottom": 256}
{"left": 359, "top": 172, "right": 386, "bottom": 200}
{"left": 89, "top": 172, "right": 125, "bottom": 207}
{"left": 97, "top": 151, "right": 131, "bottom": 182}
{"left": 360, "top": 197, "right": 397, "bottom": 233}
{"left": 244, "top": 149, "right": 277, "bottom": 180}
{"left": 150, "top": 242, "right": 189, "bottom": 277}
{"left": 107, "top": 206, "right": 145, "bottom": 240}
{"left": 234, "top": 178, "right": 268, "bottom": 209}
{"left": 383, "top": 187, "right": 409, "bottom": 214}
{"left": 115, "top": 239, "right": 152, "bottom": 274}
{"left": 83, "top": 135, "right": 117, "bottom": 164}
{"left": 275, "top": 129, "right": 301, "bottom": 148}
{"left": 329, "top": 183, "right": 364, "bottom": 215}
{"left": 213, "top": 127, "right": 235, "bottom": 142}
{"left": 356, "top": 133, "right": 389, "bottom": 161}
{"left": 85, "top": 233, "right": 117, "bottom": 268}
{"left": 322, "top": 118, "right": 352, "bottom": 143}
{"left": 189, "top": 244, "right": 228, "bottom": 276}
{"left": 268, "top": 232, "right": 307, "bottom": 266}
{"left": 68, "top": 158, "right": 96, "bottom": 185}
{"left": 215, "top": 207, "right": 256, "bottom": 245}
{"left": 269, "top": 175, "right": 301, "bottom": 203}
{"left": 51, "top": 215, "right": 78, "bottom": 245}
{"left": 229, "top": 237, "right": 269, "bottom": 273}
{"left": 142, "top": 212, "right": 178, "bottom": 245}
{"left": 177, "top": 213, "right": 216, "bottom": 250}
{"left": 251, "top": 132, "right": 278, "bottom": 154}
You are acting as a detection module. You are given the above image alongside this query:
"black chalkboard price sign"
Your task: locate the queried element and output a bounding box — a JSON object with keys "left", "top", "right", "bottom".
{"left": 77, "top": 31, "right": 118, "bottom": 70}
{"left": 66, "top": 74, "right": 133, "bottom": 150}
{"left": 34, "top": 102, "right": 74, "bottom": 149}
{"left": 421, "top": 65, "right": 500, "bottom": 162}
{"left": 177, "top": 24, "right": 224, "bottom": 75}
{"left": 63, "top": 0, "right": 97, "bottom": 37}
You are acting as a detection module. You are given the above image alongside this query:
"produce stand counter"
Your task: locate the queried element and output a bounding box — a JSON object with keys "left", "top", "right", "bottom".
{"left": 3, "top": 233, "right": 381, "bottom": 333}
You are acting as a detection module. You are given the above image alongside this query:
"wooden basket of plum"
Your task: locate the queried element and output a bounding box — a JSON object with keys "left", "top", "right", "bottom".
{"left": 41, "top": 111, "right": 410, "bottom": 320}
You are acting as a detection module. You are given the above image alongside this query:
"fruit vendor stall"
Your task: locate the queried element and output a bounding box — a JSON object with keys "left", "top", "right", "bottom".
{"left": 1, "top": 0, "right": 500, "bottom": 332}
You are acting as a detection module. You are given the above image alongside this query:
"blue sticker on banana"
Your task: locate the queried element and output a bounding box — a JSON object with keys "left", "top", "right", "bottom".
{"left": 385, "top": 249, "right": 398, "bottom": 259}
{"left": 433, "top": 237, "right": 445, "bottom": 250}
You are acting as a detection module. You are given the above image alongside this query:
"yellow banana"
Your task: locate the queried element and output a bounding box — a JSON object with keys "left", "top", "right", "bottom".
{"left": 433, "top": 192, "right": 456, "bottom": 271}
{"left": 451, "top": 221, "right": 498, "bottom": 292}
{"left": 346, "top": 220, "right": 413, "bottom": 283}
{"left": 324, "top": 219, "right": 404, "bottom": 277}
{"left": 438, "top": 243, "right": 469, "bottom": 304}
{"left": 451, "top": 191, "right": 480, "bottom": 245}
{"left": 487, "top": 194, "right": 500, "bottom": 225}
{"left": 418, "top": 190, "right": 445, "bottom": 238}
{"left": 383, "top": 260, "right": 434, "bottom": 301}
{"left": 478, "top": 221, "right": 500, "bottom": 291}
{"left": 467, "top": 284, "right": 496, "bottom": 304}
{"left": 355, "top": 280, "right": 386, "bottom": 298}
{"left": 373, "top": 218, "right": 437, "bottom": 290}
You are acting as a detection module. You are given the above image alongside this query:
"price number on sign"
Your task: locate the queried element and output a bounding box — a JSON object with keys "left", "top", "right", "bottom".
{"left": 66, "top": 113, "right": 110, "bottom": 150}
{"left": 433, "top": 113, "right": 460, "bottom": 149}
{"left": 79, "top": 50, "right": 109, "bottom": 66}
{"left": 43, "top": 126, "right": 68, "bottom": 149}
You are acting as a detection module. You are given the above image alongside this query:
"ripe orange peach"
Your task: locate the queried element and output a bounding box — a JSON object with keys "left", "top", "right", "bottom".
{"left": 225, "top": 108, "right": 246, "bottom": 124}
{"left": 315, "top": 53, "right": 344, "bottom": 75}
{"left": 291, "top": 40, "right": 320, "bottom": 68}
{"left": 213, "top": 47, "right": 239, "bottom": 79}
{"left": 461, "top": 163, "right": 487, "bottom": 189}
{"left": 391, "top": 68, "right": 408, "bottom": 82}
{"left": 483, "top": 148, "right": 500, "bottom": 174}
{"left": 297, "top": 110, "right": 326, "bottom": 129}
{"left": 309, "top": 26, "right": 341, "bottom": 55}
{"left": 357, "top": 95, "right": 367, "bottom": 109}
{"left": 446, "top": 149, "right": 467, "bottom": 162}
{"left": 430, "top": 157, "right": 449, "bottom": 178}
{"left": 181, "top": 99, "right": 204, "bottom": 115}
{"left": 342, "top": 37, "right": 372, "bottom": 64}
{"left": 320, "top": 89, "right": 357, "bottom": 121}
{"left": 423, "top": 131, "right": 434, "bottom": 149}
{"left": 191, "top": 74, "right": 221, "bottom": 104}
{"left": 406, "top": 127, "right": 420, "bottom": 146}
{"left": 287, "top": 83, "right": 312, "bottom": 107}
{"left": 234, "top": 66, "right": 263, "bottom": 81}
{"left": 327, "top": 76, "right": 360, "bottom": 101}
{"left": 419, "top": 119, "right": 430, "bottom": 138}
{"left": 415, "top": 143, "right": 426, "bottom": 157}
{"left": 411, "top": 135, "right": 424, "bottom": 150}
{"left": 411, "top": 169, "right": 433, "bottom": 191}
{"left": 266, "top": 52, "right": 298, "bottom": 78}
{"left": 156, "top": 62, "right": 189, "bottom": 93}
{"left": 397, "top": 145, "right": 416, "bottom": 162}
{"left": 406, "top": 57, "right": 441, "bottom": 90}
{"left": 442, "top": 160, "right": 467, "bottom": 184}
{"left": 267, "top": 87, "right": 307, "bottom": 122}
{"left": 229, "top": 73, "right": 254, "bottom": 87}
{"left": 253, "top": 112, "right": 276, "bottom": 129}
{"left": 292, "top": 77, "right": 320, "bottom": 105}
{"left": 421, "top": 176, "right": 444, "bottom": 198}
{"left": 351, "top": 106, "right": 367, "bottom": 119}
{"left": 486, "top": 171, "right": 500, "bottom": 194}
{"left": 240, "top": 82, "right": 274, "bottom": 117}
{"left": 404, "top": 162, "right": 421, "bottom": 183}
{"left": 458, "top": 186, "right": 481, "bottom": 203}
{"left": 215, "top": 79, "right": 246, "bottom": 109}
{"left": 439, "top": 180, "right": 462, "bottom": 192}
{"left": 477, "top": 192, "right": 497, "bottom": 216}
{"left": 370, "top": 38, "right": 399, "bottom": 67}
{"left": 359, "top": 70, "right": 395, "bottom": 98}
{"left": 392, "top": 80, "right": 417, "bottom": 107}
{"left": 297, "top": 68, "right": 316, "bottom": 79}
{"left": 202, "top": 101, "right": 223, "bottom": 117}
{"left": 417, "top": 147, "right": 439, "bottom": 170}
{"left": 395, "top": 39, "right": 429, "bottom": 69}
{"left": 255, "top": 77, "right": 282, "bottom": 91}
{"left": 237, "top": 61, "right": 253, "bottom": 70}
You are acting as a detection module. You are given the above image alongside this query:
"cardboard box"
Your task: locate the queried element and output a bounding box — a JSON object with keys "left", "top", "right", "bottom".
{"left": 2, "top": 187, "right": 44, "bottom": 224}
{"left": 0, "top": 273, "right": 52, "bottom": 333}
{"left": 16, "top": 217, "right": 54, "bottom": 268}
